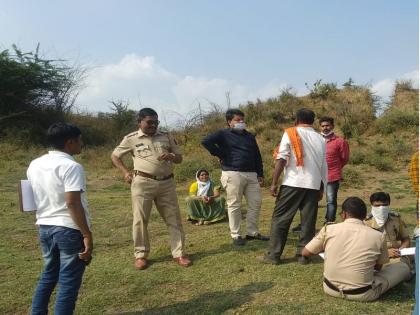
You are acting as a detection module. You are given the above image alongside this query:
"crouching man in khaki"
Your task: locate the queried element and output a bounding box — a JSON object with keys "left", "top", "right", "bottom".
{"left": 301, "top": 197, "right": 410, "bottom": 302}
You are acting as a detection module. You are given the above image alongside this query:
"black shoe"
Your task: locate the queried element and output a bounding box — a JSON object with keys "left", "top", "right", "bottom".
{"left": 291, "top": 224, "right": 302, "bottom": 233}
{"left": 232, "top": 236, "right": 246, "bottom": 246}
{"left": 246, "top": 233, "right": 270, "bottom": 241}
{"left": 256, "top": 255, "right": 280, "bottom": 265}
{"left": 297, "top": 256, "right": 310, "bottom": 265}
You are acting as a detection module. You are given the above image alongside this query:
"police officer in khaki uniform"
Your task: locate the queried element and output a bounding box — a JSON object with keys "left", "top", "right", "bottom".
{"left": 365, "top": 192, "right": 413, "bottom": 270}
{"left": 302, "top": 197, "right": 410, "bottom": 302}
{"left": 111, "top": 107, "right": 191, "bottom": 270}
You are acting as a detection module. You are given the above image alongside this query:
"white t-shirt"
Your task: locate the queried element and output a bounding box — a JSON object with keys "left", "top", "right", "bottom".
{"left": 276, "top": 126, "right": 328, "bottom": 190}
{"left": 27, "top": 151, "right": 90, "bottom": 230}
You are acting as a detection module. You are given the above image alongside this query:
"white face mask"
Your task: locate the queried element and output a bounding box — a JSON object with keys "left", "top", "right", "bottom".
{"left": 371, "top": 205, "right": 390, "bottom": 227}
{"left": 232, "top": 122, "right": 246, "bottom": 131}
{"left": 321, "top": 130, "right": 333, "bottom": 137}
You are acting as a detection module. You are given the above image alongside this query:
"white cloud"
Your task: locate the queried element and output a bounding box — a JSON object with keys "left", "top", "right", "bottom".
{"left": 76, "top": 53, "right": 288, "bottom": 116}
{"left": 370, "top": 70, "right": 419, "bottom": 103}
{"left": 77, "top": 53, "right": 418, "bottom": 122}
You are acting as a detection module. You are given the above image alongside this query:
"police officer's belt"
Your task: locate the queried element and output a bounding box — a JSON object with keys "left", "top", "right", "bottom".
{"left": 323, "top": 277, "right": 372, "bottom": 295}
{"left": 134, "top": 170, "right": 174, "bottom": 181}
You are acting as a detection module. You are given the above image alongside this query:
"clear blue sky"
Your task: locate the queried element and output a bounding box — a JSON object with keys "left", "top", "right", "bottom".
{"left": 1, "top": 0, "right": 418, "bottom": 118}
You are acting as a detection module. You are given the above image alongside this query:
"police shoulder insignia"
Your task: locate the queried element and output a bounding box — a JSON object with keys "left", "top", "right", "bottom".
{"left": 127, "top": 131, "right": 138, "bottom": 138}
{"left": 365, "top": 213, "right": 373, "bottom": 220}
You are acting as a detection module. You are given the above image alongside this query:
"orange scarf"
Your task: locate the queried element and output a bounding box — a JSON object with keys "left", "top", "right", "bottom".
{"left": 285, "top": 127, "right": 304, "bottom": 166}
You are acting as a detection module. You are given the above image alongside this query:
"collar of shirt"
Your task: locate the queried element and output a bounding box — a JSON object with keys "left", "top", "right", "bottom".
{"left": 344, "top": 218, "right": 365, "bottom": 225}
{"left": 229, "top": 128, "right": 249, "bottom": 135}
{"left": 323, "top": 133, "right": 337, "bottom": 142}
{"left": 137, "top": 129, "right": 163, "bottom": 138}
{"left": 48, "top": 150, "right": 75, "bottom": 161}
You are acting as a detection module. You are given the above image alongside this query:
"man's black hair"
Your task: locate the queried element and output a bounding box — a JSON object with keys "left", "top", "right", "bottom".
{"left": 137, "top": 108, "right": 158, "bottom": 121}
{"left": 369, "top": 192, "right": 391, "bottom": 205}
{"left": 341, "top": 197, "right": 367, "bottom": 220}
{"left": 47, "top": 123, "right": 82, "bottom": 149}
{"left": 295, "top": 108, "right": 315, "bottom": 124}
{"left": 319, "top": 116, "right": 334, "bottom": 126}
{"left": 226, "top": 109, "right": 245, "bottom": 122}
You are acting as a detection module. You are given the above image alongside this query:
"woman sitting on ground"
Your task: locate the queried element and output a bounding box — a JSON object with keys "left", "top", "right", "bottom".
{"left": 186, "top": 169, "right": 226, "bottom": 225}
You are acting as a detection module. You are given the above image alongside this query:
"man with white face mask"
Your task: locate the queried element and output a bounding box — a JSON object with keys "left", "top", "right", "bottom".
{"left": 319, "top": 117, "right": 349, "bottom": 223}
{"left": 202, "top": 109, "right": 268, "bottom": 245}
{"left": 364, "top": 192, "right": 413, "bottom": 270}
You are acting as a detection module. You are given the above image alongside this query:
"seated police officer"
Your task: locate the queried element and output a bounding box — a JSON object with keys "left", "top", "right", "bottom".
{"left": 365, "top": 192, "right": 413, "bottom": 271}
{"left": 302, "top": 197, "right": 410, "bottom": 302}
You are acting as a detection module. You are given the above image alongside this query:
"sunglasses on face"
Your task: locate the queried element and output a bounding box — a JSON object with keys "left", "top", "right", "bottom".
{"left": 143, "top": 120, "right": 160, "bottom": 126}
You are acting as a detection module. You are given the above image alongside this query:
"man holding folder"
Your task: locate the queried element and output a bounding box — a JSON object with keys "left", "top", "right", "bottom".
{"left": 27, "top": 123, "right": 92, "bottom": 315}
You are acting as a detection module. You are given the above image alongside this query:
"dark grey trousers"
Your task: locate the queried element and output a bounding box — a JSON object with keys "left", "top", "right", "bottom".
{"left": 267, "top": 185, "right": 319, "bottom": 261}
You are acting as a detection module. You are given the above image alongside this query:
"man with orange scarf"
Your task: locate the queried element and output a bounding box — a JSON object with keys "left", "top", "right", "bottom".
{"left": 258, "top": 108, "right": 327, "bottom": 265}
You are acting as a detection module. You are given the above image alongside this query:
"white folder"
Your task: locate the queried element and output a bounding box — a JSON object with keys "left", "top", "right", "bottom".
{"left": 18, "top": 180, "right": 37, "bottom": 212}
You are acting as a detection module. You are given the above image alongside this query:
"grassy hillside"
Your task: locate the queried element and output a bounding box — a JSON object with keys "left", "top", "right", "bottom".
{"left": 0, "top": 83, "right": 418, "bottom": 314}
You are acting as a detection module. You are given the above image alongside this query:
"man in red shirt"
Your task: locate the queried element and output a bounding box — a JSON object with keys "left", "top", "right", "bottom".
{"left": 320, "top": 116, "right": 350, "bottom": 223}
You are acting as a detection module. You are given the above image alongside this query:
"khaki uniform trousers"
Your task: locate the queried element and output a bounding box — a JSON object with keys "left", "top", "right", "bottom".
{"left": 131, "top": 176, "right": 185, "bottom": 259}
{"left": 221, "top": 171, "right": 262, "bottom": 238}
{"left": 323, "top": 262, "right": 410, "bottom": 302}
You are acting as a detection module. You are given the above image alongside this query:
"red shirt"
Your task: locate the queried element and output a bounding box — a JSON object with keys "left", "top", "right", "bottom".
{"left": 324, "top": 134, "right": 349, "bottom": 182}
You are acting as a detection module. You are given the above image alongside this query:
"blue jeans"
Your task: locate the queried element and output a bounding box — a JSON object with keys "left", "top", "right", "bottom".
{"left": 325, "top": 181, "right": 340, "bottom": 222}
{"left": 31, "top": 225, "right": 86, "bottom": 315}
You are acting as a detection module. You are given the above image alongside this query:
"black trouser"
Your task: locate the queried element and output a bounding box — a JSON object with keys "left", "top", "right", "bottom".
{"left": 267, "top": 185, "right": 319, "bottom": 260}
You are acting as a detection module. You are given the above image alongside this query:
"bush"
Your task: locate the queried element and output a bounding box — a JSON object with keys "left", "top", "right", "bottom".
{"left": 368, "top": 154, "right": 394, "bottom": 171}
{"left": 349, "top": 150, "right": 365, "bottom": 165}
{"left": 375, "top": 110, "right": 418, "bottom": 135}
{"left": 342, "top": 166, "right": 364, "bottom": 188}
{"left": 0, "top": 45, "right": 85, "bottom": 144}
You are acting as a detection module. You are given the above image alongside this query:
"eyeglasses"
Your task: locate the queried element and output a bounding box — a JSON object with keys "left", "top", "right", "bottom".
{"left": 143, "top": 120, "right": 160, "bottom": 126}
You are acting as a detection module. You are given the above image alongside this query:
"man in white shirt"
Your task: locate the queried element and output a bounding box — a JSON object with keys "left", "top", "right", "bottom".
{"left": 258, "top": 108, "right": 327, "bottom": 265}
{"left": 28, "top": 123, "right": 92, "bottom": 315}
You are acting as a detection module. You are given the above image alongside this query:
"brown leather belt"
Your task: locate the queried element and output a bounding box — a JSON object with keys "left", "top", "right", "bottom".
{"left": 324, "top": 277, "right": 372, "bottom": 295}
{"left": 134, "top": 170, "right": 174, "bottom": 181}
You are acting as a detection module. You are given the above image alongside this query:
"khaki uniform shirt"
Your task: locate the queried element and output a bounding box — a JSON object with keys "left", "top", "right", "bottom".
{"left": 364, "top": 213, "right": 409, "bottom": 249}
{"left": 112, "top": 129, "right": 182, "bottom": 177}
{"left": 305, "top": 218, "right": 389, "bottom": 290}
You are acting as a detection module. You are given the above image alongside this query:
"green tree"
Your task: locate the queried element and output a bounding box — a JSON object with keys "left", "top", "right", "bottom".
{"left": 0, "top": 44, "right": 85, "bottom": 143}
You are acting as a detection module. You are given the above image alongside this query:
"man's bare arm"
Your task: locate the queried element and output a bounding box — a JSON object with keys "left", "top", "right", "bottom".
{"left": 301, "top": 247, "right": 315, "bottom": 257}
{"left": 65, "top": 191, "right": 93, "bottom": 264}
{"left": 111, "top": 154, "right": 133, "bottom": 183}
{"left": 270, "top": 158, "right": 287, "bottom": 197}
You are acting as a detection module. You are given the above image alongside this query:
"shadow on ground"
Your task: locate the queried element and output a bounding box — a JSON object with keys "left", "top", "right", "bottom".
{"left": 113, "top": 282, "right": 273, "bottom": 315}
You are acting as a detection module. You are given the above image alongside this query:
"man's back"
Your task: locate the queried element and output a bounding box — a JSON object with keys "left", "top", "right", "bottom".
{"left": 277, "top": 126, "right": 327, "bottom": 190}
{"left": 27, "top": 151, "right": 89, "bottom": 230}
{"left": 320, "top": 219, "right": 388, "bottom": 289}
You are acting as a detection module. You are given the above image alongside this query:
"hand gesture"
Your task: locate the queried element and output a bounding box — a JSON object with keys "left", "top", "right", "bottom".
{"left": 158, "top": 153, "right": 175, "bottom": 161}
{"left": 124, "top": 172, "right": 133, "bottom": 184}
{"left": 388, "top": 248, "right": 400, "bottom": 258}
